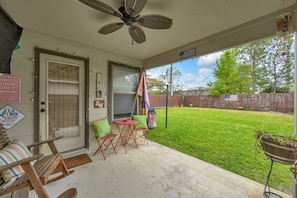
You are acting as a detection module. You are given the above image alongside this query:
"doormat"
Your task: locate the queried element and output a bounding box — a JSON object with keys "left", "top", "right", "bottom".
{"left": 53, "top": 153, "right": 92, "bottom": 173}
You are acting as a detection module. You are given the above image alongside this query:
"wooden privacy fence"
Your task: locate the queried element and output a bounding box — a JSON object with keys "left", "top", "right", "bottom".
{"left": 149, "top": 93, "right": 294, "bottom": 113}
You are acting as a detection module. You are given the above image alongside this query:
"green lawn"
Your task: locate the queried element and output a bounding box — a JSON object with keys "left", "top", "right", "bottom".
{"left": 147, "top": 107, "right": 294, "bottom": 193}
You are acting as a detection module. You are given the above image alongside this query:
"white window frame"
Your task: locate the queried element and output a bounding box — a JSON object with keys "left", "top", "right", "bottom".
{"left": 108, "top": 62, "right": 140, "bottom": 122}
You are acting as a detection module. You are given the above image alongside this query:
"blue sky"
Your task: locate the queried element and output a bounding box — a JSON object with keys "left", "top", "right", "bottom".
{"left": 146, "top": 51, "right": 223, "bottom": 90}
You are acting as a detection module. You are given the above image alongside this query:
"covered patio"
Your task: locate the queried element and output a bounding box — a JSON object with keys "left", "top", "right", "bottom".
{"left": 29, "top": 140, "right": 290, "bottom": 198}
{"left": 0, "top": 0, "right": 297, "bottom": 197}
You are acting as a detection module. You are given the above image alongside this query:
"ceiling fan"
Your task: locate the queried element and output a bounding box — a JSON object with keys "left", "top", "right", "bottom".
{"left": 79, "top": 0, "right": 173, "bottom": 43}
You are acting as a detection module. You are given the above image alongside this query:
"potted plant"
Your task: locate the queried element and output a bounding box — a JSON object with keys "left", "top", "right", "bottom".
{"left": 255, "top": 128, "right": 297, "bottom": 197}
{"left": 255, "top": 128, "right": 297, "bottom": 165}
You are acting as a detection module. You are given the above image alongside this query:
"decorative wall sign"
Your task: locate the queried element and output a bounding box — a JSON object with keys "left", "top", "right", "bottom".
{"left": 0, "top": 75, "right": 21, "bottom": 103}
{"left": 225, "top": 94, "right": 238, "bottom": 101}
{"left": 94, "top": 100, "right": 105, "bottom": 108}
{"left": 276, "top": 12, "right": 293, "bottom": 35}
{"left": 96, "top": 73, "right": 102, "bottom": 98}
{"left": 0, "top": 105, "right": 25, "bottom": 129}
{"left": 179, "top": 48, "right": 196, "bottom": 59}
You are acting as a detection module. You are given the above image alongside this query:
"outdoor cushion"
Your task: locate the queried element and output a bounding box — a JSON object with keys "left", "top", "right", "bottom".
{"left": 91, "top": 118, "right": 112, "bottom": 139}
{"left": 132, "top": 115, "right": 148, "bottom": 129}
{"left": 0, "top": 139, "right": 33, "bottom": 181}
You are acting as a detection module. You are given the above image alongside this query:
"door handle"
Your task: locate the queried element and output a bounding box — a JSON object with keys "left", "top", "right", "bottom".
{"left": 40, "top": 109, "right": 46, "bottom": 112}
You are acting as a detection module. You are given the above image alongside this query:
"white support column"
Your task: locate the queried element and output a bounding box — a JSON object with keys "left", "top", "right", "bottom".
{"left": 293, "top": 1, "right": 297, "bottom": 198}
{"left": 170, "top": 64, "right": 173, "bottom": 96}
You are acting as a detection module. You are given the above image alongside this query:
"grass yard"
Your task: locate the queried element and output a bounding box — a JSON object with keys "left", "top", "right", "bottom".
{"left": 147, "top": 107, "right": 294, "bottom": 194}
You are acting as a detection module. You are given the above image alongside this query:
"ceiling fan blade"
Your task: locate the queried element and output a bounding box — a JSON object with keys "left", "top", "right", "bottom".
{"left": 128, "top": 25, "right": 145, "bottom": 43}
{"left": 137, "top": 14, "right": 173, "bottom": 29}
{"left": 79, "top": 0, "right": 122, "bottom": 17}
{"left": 124, "top": 0, "right": 147, "bottom": 16}
{"left": 98, "top": 23, "right": 124, "bottom": 34}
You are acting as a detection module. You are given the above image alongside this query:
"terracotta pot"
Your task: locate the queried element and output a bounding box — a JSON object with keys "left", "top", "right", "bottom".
{"left": 259, "top": 134, "right": 297, "bottom": 165}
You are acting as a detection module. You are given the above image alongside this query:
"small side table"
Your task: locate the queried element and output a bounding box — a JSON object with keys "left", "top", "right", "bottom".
{"left": 115, "top": 120, "right": 138, "bottom": 153}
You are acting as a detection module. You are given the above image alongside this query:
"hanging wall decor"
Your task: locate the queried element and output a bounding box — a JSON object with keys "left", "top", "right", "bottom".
{"left": 96, "top": 73, "right": 102, "bottom": 98}
{"left": 94, "top": 100, "right": 105, "bottom": 108}
{"left": 0, "top": 75, "right": 21, "bottom": 103}
{"left": 276, "top": 12, "right": 293, "bottom": 35}
{"left": 0, "top": 105, "right": 25, "bottom": 129}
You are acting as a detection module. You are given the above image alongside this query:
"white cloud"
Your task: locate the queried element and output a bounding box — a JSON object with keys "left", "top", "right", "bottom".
{"left": 146, "top": 67, "right": 163, "bottom": 79}
{"left": 182, "top": 51, "right": 223, "bottom": 89}
{"left": 197, "top": 52, "right": 223, "bottom": 68}
{"left": 198, "top": 67, "right": 213, "bottom": 82}
{"left": 184, "top": 73, "right": 196, "bottom": 84}
{"left": 183, "top": 73, "right": 199, "bottom": 89}
{"left": 181, "top": 67, "right": 213, "bottom": 89}
{"left": 146, "top": 52, "right": 223, "bottom": 90}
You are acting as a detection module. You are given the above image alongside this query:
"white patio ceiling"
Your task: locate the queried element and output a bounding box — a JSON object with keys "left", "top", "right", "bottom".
{"left": 0, "top": 0, "right": 296, "bottom": 68}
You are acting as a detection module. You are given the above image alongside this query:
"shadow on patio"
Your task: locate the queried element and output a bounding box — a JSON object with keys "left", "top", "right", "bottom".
{"left": 29, "top": 140, "right": 290, "bottom": 198}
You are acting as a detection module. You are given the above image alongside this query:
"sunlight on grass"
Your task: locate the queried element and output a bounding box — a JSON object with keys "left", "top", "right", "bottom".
{"left": 148, "top": 107, "right": 294, "bottom": 193}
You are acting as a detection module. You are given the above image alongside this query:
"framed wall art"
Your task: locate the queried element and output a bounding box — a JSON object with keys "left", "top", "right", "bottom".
{"left": 94, "top": 100, "right": 105, "bottom": 108}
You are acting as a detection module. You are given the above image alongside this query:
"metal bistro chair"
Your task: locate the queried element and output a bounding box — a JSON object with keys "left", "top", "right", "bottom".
{"left": 91, "top": 118, "right": 117, "bottom": 160}
{"left": 132, "top": 115, "right": 150, "bottom": 147}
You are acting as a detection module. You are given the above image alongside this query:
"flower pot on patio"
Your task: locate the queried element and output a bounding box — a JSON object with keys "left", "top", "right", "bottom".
{"left": 256, "top": 131, "right": 297, "bottom": 197}
{"left": 257, "top": 133, "right": 297, "bottom": 165}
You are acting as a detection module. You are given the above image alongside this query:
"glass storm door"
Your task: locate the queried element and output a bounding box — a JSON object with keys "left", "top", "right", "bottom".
{"left": 39, "top": 53, "right": 86, "bottom": 153}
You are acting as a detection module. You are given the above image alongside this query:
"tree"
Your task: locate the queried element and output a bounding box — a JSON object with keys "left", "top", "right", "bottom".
{"left": 157, "top": 65, "right": 182, "bottom": 95}
{"left": 239, "top": 34, "right": 294, "bottom": 94}
{"left": 208, "top": 49, "right": 251, "bottom": 96}
{"left": 239, "top": 40, "right": 271, "bottom": 93}
{"left": 237, "top": 63, "right": 252, "bottom": 94}
{"left": 262, "top": 34, "right": 294, "bottom": 93}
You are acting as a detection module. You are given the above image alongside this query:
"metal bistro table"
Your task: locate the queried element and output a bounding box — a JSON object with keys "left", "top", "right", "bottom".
{"left": 115, "top": 119, "right": 138, "bottom": 153}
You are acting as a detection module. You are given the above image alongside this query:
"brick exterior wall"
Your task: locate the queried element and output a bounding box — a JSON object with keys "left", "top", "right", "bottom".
{"left": 149, "top": 93, "right": 294, "bottom": 113}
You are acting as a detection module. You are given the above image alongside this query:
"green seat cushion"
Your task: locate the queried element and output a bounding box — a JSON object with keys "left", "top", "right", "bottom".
{"left": 132, "top": 115, "right": 148, "bottom": 129}
{"left": 91, "top": 118, "right": 112, "bottom": 139}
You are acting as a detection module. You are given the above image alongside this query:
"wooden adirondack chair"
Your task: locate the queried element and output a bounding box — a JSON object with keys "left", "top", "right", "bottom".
{"left": 0, "top": 123, "right": 75, "bottom": 197}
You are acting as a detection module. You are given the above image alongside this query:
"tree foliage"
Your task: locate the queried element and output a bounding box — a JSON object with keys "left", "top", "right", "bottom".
{"left": 208, "top": 49, "right": 252, "bottom": 96}
{"left": 261, "top": 35, "right": 294, "bottom": 93}
{"left": 238, "top": 40, "right": 271, "bottom": 93}
{"left": 209, "top": 33, "right": 294, "bottom": 95}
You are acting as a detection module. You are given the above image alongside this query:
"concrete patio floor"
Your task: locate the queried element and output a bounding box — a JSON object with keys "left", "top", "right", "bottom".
{"left": 29, "top": 140, "right": 290, "bottom": 198}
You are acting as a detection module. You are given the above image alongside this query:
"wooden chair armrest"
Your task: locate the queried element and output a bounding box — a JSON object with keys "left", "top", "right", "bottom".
{"left": 27, "top": 136, "right": 63, "bottom": 148}
{"left": 0, "top": 154, "right": 43, "bottom": 172}
{"left": 27, "top": 136, "right": 63, "bottom": 154}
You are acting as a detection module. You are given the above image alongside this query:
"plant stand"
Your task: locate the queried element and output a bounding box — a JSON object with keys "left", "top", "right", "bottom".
{"left": 263, "top": 159, "right": 283, "bottom": 198}
{"left": 258, "top": 134, "right": 297, "bottom": 197}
